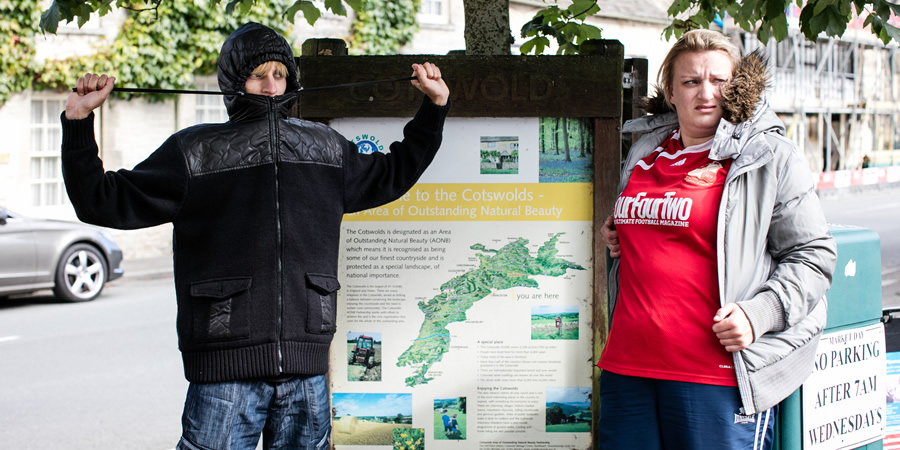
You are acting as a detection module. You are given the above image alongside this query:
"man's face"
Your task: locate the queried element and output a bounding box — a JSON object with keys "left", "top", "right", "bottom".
{"left": 245, "top": 63, "right": 287, "bottom": 96}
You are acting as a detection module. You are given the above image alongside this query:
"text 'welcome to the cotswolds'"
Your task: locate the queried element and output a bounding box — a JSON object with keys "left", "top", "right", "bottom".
{"left": 343, "top": 183, "right": 592, "bottom": 222}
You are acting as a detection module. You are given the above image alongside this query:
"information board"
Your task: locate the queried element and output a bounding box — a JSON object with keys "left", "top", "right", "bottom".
{"left": 329, "top": 116, "right": 595, "bottom": 450}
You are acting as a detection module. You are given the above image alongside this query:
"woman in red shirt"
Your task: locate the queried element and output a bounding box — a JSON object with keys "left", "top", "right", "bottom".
{"left": 597, "top": 29, "right": 836, "bottom": 449}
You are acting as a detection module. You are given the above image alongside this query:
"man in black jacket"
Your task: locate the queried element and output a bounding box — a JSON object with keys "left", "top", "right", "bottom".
{"left": 62, "top": 22, "right": 450, "bottom": 450}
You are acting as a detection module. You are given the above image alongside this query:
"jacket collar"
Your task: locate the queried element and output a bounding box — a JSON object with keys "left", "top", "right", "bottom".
{"left": 226, "top": 92, "right": 299, "bottom": 122}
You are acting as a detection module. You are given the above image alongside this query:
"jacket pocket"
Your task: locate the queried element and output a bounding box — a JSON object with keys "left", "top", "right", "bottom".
{"left": 190, "top": 277, "right": 252, "bottom": 342}
{"left": 306, "top": 273, "right": 340, "bottom": 334}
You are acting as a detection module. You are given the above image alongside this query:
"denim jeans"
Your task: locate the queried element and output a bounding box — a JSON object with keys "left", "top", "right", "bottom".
{"left": 176, "top": 374, "right": 331, "bottom": 450}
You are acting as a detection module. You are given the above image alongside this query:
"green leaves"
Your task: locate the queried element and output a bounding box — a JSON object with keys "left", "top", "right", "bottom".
{"left": 798, "top": 1, "right": 850, "bottom": 41}
{"left": 285, "top": 1, "right": 321, "bottom": 26}
{"left": 863, "top": 0, "right": 900, "bottom": 44}
{"left": 41, "top": 0, "right": 119, "bottom": 34}
{"left": 349, "top": 0, "right": 419, "bottom": 55}
{"left": 1, "top": 2, "right": 41, "bottom": 105}
{"left": 864, "top": 13, "right": 900, "bottom": 44}
{"left": 39, "top": 2, "right": 61, "bottom": 34}
{"left": 664, "top": 0, "right": 900, "bottom": 46}
{"left": 519, "top": 1, "right": 603, "bottom": 55}
{"left": 41, "top": 0, "right": 364, "bottom": 34}
{"left": 519, "top": 36, "right": 550, "bottom": 55}
{"left": 32, "top": 1, "right": 296, "bottom": 102}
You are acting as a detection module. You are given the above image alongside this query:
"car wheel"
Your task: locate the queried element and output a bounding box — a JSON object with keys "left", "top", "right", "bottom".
{"left": 53, "top": 243, "right": 108, "bottom": 302}
{"left": 365, "top": 354, "right": 373, "bottom": 368}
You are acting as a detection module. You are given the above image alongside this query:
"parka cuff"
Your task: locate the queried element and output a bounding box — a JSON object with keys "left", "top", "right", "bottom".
{"left": 412, "top": 95, "right": 451, "bottom": 132}
{"left": 737, "top": 291, "right": 786, "bottom": 341}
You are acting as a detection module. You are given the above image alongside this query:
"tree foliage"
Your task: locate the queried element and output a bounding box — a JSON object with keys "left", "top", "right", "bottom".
{"left": 666, "top": 0, "right": 900, "bottom": 45}
{"left": 36, "top": 1, "right": 294, "bottom": 102}
{"left": 0, "top": 1, "right": 41, "bottom": 105}
{"left": 519, "top": 0, "right": 603, "bottom": 55}
{"left": 39, "top": 0, "right": 358, "bottom": 34}
{"left": 41, "top": 0, "right": 420, "bottom": 59}
{"left": 38, "top": 0, "right": 900, "bottom": 54}
{"left": 349, "top": 0, "right": 420, "bottom": 55}
{"left": 546, "top": 404, "right": 565, "bottom": 425}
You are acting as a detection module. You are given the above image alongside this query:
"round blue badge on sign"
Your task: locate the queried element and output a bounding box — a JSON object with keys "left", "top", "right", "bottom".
{"left": 357, "top": 140, "right": 378, "bottom": 154}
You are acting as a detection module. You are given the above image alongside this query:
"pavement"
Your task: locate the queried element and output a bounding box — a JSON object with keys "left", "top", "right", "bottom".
{"left": 118, "top": 253, "right": 173, "bottom": 281}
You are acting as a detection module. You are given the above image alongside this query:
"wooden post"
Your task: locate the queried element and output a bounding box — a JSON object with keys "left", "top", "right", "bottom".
{"left": 301, "top": 38, "right": 348, "bottom": 57}
{"left": 581, "top": 38, "right": 624, "bottom": 444}
{"left": 623, "top": 58, "right": 649, "bottom": 154}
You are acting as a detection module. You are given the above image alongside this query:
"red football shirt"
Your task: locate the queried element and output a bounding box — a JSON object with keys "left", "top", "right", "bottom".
{"left": 599, "top": 130, "right": 737, "bottom": 386}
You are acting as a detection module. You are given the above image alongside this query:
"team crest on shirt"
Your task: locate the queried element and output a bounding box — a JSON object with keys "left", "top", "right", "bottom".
{"left": 684, "top": 161, "right": 723, "bottom": 187}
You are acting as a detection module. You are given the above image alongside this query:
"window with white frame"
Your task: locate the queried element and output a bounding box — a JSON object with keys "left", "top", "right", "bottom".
{"left": 30, "top": 98, "right": 66, "bottom": 207}
{"left": 419, "top": 0, "right": 449, "bottom": 24}
{"left": 193, "top": 79, "right": 228, "bottom": 124}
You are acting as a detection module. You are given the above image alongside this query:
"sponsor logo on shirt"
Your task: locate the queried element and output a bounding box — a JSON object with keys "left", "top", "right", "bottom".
{"left": 613, "top": 191, "right": 692, "bottom": 227}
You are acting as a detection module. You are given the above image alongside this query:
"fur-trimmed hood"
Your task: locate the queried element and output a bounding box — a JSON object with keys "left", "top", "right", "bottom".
{"left": 640, "top": 48, "right": 770, "bottom": 124}
{"left": 624, "top": 48, "right": 781, "bottom": 162}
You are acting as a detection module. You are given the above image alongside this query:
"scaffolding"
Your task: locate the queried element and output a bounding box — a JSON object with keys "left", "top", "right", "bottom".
{"left": 737, "top": 29, "right": 900, "bottom": 172}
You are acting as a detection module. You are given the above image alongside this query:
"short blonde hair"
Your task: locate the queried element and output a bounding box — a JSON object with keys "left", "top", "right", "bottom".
{"left": 250, "top": 61, "right": 289, "bottom": 78}
{"left": 658, "top": 30, "right": 740, "bottom": 109}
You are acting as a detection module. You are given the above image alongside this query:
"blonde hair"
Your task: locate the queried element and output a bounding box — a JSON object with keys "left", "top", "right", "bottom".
{"left": 250, "top": 61, "right": 289, "bottom": 78}
{"left": 658, "top": 29, "right": 740, "bottom": 110}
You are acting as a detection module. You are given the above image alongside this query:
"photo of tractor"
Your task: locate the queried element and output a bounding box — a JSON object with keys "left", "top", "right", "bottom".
{"left": 349, "top": 334, "right": 377, "bottom": 368}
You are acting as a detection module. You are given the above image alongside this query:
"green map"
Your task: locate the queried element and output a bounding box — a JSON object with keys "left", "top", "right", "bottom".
{"left": 396, "top": 232, "right": 584, "bottom": 387}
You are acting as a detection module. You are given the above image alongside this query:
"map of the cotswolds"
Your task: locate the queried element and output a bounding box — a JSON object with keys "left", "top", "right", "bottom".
{"left": 397, "top": 233, "right": 584, "bottom": 387}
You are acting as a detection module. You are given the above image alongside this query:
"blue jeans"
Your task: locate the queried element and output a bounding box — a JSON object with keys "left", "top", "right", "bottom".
{"left": 597, "top": 371, "right": 776, "bottom": 450}
{"left": 176, "top": 375, "right": 331, "bottom": 450}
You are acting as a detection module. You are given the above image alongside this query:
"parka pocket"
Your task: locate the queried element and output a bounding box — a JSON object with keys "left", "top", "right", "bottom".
{"left": 306, "top": 273, "right": 340, "bottom": 334}
{"left": 190, "top": 277, "right": 252, "bottom": 342}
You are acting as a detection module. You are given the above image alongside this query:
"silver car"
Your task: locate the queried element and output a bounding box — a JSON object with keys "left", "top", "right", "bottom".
{"left": 0, "top": 207, "right": 124, "bottom": 302}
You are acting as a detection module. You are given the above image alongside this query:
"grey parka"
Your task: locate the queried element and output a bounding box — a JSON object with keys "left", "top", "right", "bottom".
{"left": 610, "top": 50, "right": 837, "bottom": 415}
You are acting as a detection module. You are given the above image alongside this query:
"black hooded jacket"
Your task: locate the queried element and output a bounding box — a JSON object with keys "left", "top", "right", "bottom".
{"left": 60, "top": 22, "right": 450, "bottom": 382}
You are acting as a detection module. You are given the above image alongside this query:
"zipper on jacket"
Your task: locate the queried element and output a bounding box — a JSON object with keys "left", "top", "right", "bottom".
{"left": 718, "top": 136, "right": 774, "bottom": 415}
{"left": 268, "top": 96, "right": 284, "bottom": 374}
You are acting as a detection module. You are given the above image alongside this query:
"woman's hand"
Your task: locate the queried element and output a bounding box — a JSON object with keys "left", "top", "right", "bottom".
{"left": 601, "top": 216, "right": 620, "bottom": 258}
{"left": 712, "top": 303, "right": 754, "bottom": 352}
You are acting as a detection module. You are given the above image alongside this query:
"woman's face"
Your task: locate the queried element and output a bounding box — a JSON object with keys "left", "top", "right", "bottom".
{"left": 669, "top": 50, "right": 733, "bottom": 146}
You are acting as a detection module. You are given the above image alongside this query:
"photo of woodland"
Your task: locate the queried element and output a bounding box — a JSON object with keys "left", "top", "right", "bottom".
{"left": 539, "top": 117, "right": 594, "bottom": 183}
